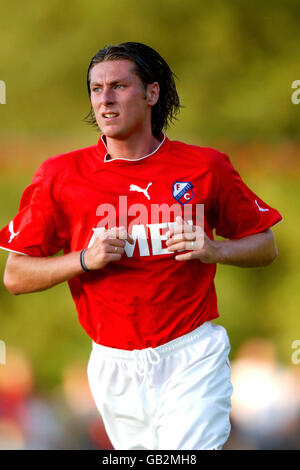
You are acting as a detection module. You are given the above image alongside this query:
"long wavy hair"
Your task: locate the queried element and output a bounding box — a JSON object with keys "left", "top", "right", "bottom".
{"left": 85, "top": 42, "right": 181, "bottom": 137}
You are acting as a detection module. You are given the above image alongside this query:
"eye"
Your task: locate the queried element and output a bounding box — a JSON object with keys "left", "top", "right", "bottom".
{"left": 92, "top": 87, "right": 102, "bottom": 93}
{"left": 115, "top": 84, "right": 125, "bottom": 89}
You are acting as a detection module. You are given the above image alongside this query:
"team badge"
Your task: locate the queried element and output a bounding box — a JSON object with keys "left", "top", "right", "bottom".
{"left": 172, "top": 182, "right": 194, "bottom": 205}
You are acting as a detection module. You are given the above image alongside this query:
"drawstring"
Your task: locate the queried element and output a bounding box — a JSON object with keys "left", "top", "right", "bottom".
{"left": 133, "top": 347, "right": 160, "bottom": 390}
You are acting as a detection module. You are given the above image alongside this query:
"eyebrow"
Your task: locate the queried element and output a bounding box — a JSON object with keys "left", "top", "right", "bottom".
{"left": 90, "top": 77, "right": 131, "bottom": 87}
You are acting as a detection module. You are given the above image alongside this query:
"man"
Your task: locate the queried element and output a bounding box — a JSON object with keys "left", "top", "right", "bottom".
{"left": 0, "top": 42, "right": 282, "bottom": 450}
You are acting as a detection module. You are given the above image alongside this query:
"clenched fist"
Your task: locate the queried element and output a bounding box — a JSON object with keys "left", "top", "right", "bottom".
{"left": 83, "top": 226, "right": 134, "bottom": 271}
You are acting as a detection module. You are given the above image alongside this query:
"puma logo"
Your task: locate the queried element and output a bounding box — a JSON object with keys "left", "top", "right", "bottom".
{"left": 129, "top": 182, "right": 152, "bottom": 200}
{"left": 8, "top": 220, "right": 20, "bottom": 243}
{"left": 255, "top": 200, "right": 269, "bottom": 212}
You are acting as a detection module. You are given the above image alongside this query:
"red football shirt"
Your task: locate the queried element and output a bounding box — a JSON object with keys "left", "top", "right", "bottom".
{"left": 0, "top": 135, "right": 282, "bottom": 349}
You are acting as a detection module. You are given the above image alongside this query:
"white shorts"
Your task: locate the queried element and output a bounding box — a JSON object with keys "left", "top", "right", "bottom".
{"left": 87, "top": 321, "right": 233, "bottom": 450}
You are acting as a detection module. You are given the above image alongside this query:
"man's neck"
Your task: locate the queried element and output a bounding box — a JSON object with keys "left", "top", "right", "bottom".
{"left": 104, "top": 130, "right": 162, "bottom": 160}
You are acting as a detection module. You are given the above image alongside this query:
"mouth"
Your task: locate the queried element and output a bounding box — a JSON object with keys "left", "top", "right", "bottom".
{"left": 102, "top": 112, "right": 119, "bottom": 120}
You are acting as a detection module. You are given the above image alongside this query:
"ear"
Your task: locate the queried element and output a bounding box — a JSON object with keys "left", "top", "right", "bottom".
{"left": 146, "top": 82, "right": 160, "bottom": 107}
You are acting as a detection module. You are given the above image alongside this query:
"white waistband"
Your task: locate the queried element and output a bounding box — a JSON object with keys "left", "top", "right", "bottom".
{"left": 91, "top": 321, "right": 213, "bottom": 360}
{"left": 91, "top": 322, "right": 213, "bottom": 390}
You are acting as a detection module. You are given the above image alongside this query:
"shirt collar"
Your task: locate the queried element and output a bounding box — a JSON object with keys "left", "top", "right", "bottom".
{"left": 96, "top": 133, "right": 167, "bottom": 164}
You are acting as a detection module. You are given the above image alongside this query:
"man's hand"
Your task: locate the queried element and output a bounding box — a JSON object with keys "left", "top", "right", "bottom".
{"left": 166, "top": 216, "right": 221, "bottom": 263}
{"left": 83, "top": 226, "right": 134, "bottom": 271}
{"left": 166, "top": 216, "right": 278, "bottom": 267}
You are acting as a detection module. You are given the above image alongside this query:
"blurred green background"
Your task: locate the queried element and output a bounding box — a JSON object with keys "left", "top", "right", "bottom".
{"left": 0, "top": 0, "right": 299, "bottom": 450}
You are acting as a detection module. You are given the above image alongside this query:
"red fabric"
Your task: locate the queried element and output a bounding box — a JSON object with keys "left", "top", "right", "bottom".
{"left": 0, "top": 136, "right": 282, "bottom": 349}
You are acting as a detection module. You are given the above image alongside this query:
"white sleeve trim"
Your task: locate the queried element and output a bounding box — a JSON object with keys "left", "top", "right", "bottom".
{"left": 0, "top": 246, "right": 28, "bottom": 256}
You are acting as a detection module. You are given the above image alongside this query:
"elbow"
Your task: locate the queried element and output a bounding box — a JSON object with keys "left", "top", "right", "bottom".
{"left": 3, "top": 253, "right": 30, "bottom": 295}
{"left": 273, "top": 243, "right": 279, "bottom": 261}
{"left": 262, "top": 229, "right": 278, "bottom": 266}
{"left": 265, "top": 244, "right": 278, "bottom": 266}
{"left": 3, "top": 271, "right": 22, "bottom": 295}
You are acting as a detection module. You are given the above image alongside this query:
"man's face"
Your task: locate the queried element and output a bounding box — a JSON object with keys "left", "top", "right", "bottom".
{"left": 89, "top": 59, "right": 159, "bottom": 140}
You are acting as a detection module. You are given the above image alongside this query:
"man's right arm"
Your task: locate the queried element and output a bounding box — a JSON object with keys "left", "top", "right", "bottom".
{"left": 4, "top": 250, "right": 86, "bottom": 294}
{"left": 3, "top": 227, "right": 134, "bottom": 295}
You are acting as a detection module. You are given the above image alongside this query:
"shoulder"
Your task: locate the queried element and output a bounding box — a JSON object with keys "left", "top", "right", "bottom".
{"left": 167, "top": 139, "right": 230, "bottom": 169}
{"left": 35, "top": 144, "right": 98, "bottom": 182}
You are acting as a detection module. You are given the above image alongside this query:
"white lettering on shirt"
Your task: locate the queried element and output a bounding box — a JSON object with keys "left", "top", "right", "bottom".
{"left": 87, "top": 221, "right": 193, "bottom": 258}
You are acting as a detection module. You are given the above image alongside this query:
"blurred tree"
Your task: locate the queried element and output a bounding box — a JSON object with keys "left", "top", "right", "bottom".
{"left": 0, "top": 0, "right": 299, "bottom": 140}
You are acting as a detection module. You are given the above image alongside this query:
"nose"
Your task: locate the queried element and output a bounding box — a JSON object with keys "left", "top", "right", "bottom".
{"left": 100, "top": 86, "right": 115, "bottom": 106}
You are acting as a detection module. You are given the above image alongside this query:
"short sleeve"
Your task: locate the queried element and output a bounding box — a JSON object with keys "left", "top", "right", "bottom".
{"left": 0, "top": 163, "right": 67, "bottom": 256}
{"left": 211, "top": 151, "right": 283, "bottom": 239}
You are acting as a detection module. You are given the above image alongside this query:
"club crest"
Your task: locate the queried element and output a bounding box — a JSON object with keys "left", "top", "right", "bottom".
{"left": 172, "top": 182, "right": 194, "bottom": 205}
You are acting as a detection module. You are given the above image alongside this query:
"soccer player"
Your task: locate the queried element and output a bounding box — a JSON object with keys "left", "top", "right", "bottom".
{"left": 0, "top": 42, "right": 282, "bottom": 450}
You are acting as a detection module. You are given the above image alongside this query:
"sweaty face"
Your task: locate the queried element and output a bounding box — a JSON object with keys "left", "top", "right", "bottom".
{"left": 89, "top": 60, "right": 157, "bottom": 140}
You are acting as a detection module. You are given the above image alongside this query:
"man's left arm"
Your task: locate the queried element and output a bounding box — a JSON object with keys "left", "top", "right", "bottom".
{"left": 166, "top": 218, "right": 278, "bottom": 267}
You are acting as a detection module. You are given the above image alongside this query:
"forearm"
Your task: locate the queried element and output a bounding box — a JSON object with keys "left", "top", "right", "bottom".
{"left": 3, "top": 251, "right": 84, "bottom": 295}
{"left": 216, "top": 229, "right": 278, "bottom": 267}
{"left": 3, "top": 227, "right": 133, "bottom": 295}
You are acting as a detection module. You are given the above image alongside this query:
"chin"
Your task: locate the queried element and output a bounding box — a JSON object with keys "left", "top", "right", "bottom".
{"left": 98, "top": 124, "right": 119, "bottom": 137}
{"left": 101, "top": 127, "right": 130, "bottom": 140}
